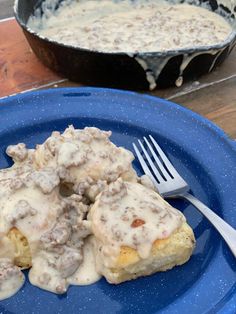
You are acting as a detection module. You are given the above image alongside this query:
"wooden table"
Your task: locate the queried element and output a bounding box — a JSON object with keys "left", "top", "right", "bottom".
{"left": 0, "top": 2, "right": 236, "bottom": 138}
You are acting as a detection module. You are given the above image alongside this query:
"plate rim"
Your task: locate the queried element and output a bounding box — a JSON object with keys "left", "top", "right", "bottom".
{"left": 1, "top": 87, "right": 235, "bottom": 151}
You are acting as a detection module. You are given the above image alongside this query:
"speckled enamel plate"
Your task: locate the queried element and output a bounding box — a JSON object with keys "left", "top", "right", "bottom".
{"left": 0, "top": 87, "right": 236, "bottom": 314}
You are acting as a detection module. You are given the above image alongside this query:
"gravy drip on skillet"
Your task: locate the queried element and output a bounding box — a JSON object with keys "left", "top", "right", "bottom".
{"left": 27, "top": 0, "right": 232, "bottom": 52}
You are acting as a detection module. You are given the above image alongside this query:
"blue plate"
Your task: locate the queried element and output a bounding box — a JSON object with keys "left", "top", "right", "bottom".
{"left": 0, "top": 87, "right": 236, "bottom": 314}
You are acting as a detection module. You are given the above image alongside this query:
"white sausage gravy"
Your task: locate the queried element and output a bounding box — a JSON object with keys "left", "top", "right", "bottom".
{"left": 0, "top": 126, "right": 186, "bottom": 300}
{"left": 90, "top": 178, "right": 185, "bottom": 268}
{"left": 27, "top": 0, "right": 232, "bottom": 52}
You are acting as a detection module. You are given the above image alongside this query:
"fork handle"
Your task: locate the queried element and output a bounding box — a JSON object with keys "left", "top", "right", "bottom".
{"left": 180, "top": 192, "right": 236, "bottom": 258}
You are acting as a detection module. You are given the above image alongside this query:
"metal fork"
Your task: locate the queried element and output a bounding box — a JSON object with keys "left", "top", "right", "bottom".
{"left": 133, "top": 135, "right": 236, "bottom": 259}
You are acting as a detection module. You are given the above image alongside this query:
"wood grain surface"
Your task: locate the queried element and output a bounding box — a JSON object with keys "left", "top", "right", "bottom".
{"left": 0, "top": 3, "right": 235, "bottom": 139}
{"left": 0, "top": 19, "right": 64, "bottom": 96}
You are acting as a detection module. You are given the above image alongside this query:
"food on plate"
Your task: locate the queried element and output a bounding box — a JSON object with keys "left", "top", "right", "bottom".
{"left": 0, "top": 258, "right": 25, "bottom": 301}
{"left": 0, "top": 163, "right": 92, "bottom": 297}
{"left": 27, "top": 0, "right": 232, "bottom": 52}
{"left": 0, "top": 126, "right": 195, "bottom": 300}
{"left": 89, "top": 178, "right": 195, "bottom": 283}
{"left": 32, "top": 126, "right": 137, "bottom": 198}
{"left": 7, "top": 227, "right": 32, "bottom": 269}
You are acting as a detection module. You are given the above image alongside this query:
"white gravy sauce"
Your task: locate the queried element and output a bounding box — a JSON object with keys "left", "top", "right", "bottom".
{"left": 0, "top": 238, "right": 25, "bottom": 300}
{"left": 27, "top": 0, "right": 232, "bottom": 53}
{"left": 0, "top": 126, "right": 136, "bottom": 299}
{"left": 90, "top": 178, "right": 185, "bottom": 267}
{"left": 32, "top": 126, "right": 137, "bottom": 190}
{"left": 0, "top": 126, "right": 184, "bottom": 300}
{"left": 0, "top": 259, "right": 25, "bottom": 301}
{"left": 68, "top": 236, "right": 101, "bottom": 285}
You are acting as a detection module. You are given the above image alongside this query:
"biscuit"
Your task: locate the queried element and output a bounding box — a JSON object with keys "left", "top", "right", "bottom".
{"left": 90, "top": 179, "right": 195, "bottom": 283}
{"left": 7, "top": 227, "right": 32, "bottom": 269}
{"left": 93, "top": 222, "right": 195, "bottom": 283}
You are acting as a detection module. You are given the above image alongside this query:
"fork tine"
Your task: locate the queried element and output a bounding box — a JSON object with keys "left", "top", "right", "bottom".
{"left": 143, "top": 136, "right": 171, "bottom": 180}
{"left": 132, "top": 143, "right": 158, "bottom": 186}
{"left": 137, "top": 140, "right": 165, "bottom": 183}
{"left": 149, "top": 135, "right": 179, "bottom": 177}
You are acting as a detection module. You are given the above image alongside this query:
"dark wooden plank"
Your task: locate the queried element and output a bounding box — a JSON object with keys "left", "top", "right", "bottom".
{"left": 0, "top": 19, "right": 64, "bottom": 97}
{"left": 171, "top": 77, "right": 236, "bottom": 138}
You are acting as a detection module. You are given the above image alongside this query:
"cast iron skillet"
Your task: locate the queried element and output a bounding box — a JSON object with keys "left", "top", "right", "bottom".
{"left": 14, "top": 0, "right": 236, "bottom": 90}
